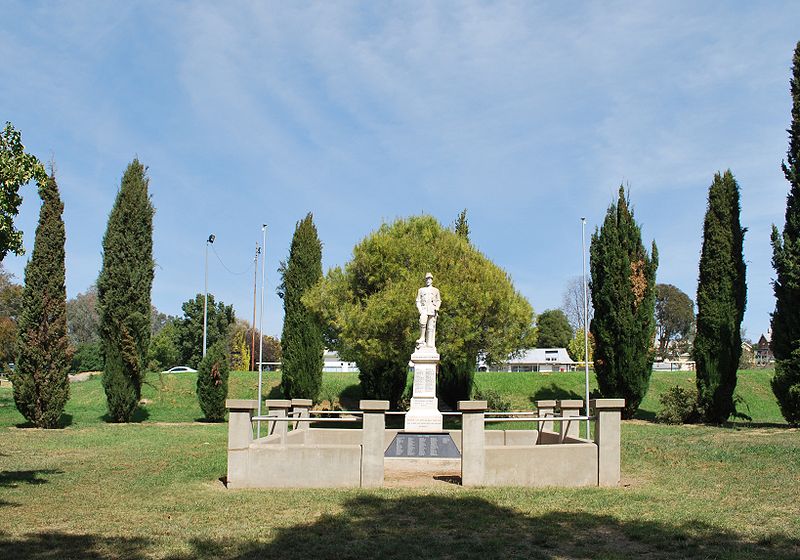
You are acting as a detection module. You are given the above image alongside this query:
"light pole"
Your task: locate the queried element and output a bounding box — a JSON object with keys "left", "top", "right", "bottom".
{"left": 203, "top": 233, "right": 215, "bottom": 358}
{"left": 581, "top": 218, "right": 590, "bottom": 437}
{"left": 257, "top": 224, "right": 267, "bottom": 438}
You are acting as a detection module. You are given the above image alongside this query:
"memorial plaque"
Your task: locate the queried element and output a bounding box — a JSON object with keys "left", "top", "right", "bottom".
{"left": 385, "top": 433, "right": 461, "bottom": 458}
{"left": 412, "top": 363, "right": 436, "bottom": 397}
{"left": 409, "top": 397, "right": 437, "bottom": 410}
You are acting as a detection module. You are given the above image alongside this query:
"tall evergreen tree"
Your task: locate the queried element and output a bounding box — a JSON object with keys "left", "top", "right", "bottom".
{"left": 771, "top": 41, "right": 800, "bottom": 425}
{"left": 454, "top": 208, "right": 470, "bottom": 240}
{"left": 11, "top": 175, "right": 69, "bottom": 428}
{"left": 97, "top": 159, "right": 154, "bottom": 422}
{"left": 590, "top": 187, "right": 658, "bottom": 418}
{"left": 694, "top": 171, "right": 747, "bottom": 423}
{"left": 279, "top": 213, "right": 324, "bottom": 400}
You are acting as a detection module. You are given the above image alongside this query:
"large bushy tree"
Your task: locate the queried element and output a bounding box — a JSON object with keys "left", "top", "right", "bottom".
{"left": 771, "top": 41, "right": 800, "bottom": 425}
{"left": 536, "top": 309, "right": 573, "bottom": 348}
{"left": 567, "top": 328, "right": 594, "bottom": 363}
{"left": 97, "top": 159, "right": 154, "bottom": 422}
{"left": 147, "top": 319, "right": 180, "bottom": 372}
{"left": 305, "top": 215, "right": 535, "bottom": 407}
{"left": 0, "top": 122, "right": 46, "bottom": 260}
{"left": 279, "top": 213, "right": 324, "bottom": 400}
{"left": 173, "top": 293, "right": 235, "bottom": 368}
{"left": 227, "top": 320, "right": 250, "bottom": 372}
{"left": 11, "top": 175, "right": 69, "bottom": 428}
{"left": 0, "top": 265, "right": 23, "bottom": 372}
{"left": 590, "top": 187, "right": 658, "bottom": 418}
{"left": 694, "top": 171, "right": 746, "bottom": 423}
{"left": 655, "top": 283, "right": 694, "bottom": 359}
{"left": 245, "top": 329, "right": 282, "bottom": 369}
{"left": 560, "top": 276, "right": 593, "bottom": 332}
{"left": 66, "top": 285, "right": 100, "bottom": 345}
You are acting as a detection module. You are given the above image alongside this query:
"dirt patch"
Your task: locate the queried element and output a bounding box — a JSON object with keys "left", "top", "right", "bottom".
{"left": 69, "top": 371, "right": 101, "bottom": 383}
{"left": 384, "top": 457, "right": 462, "bottom": 488}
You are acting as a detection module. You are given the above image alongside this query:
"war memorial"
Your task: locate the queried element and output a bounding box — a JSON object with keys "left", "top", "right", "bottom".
{"left": 225, "top": 273, "right": 624, "bottom": 488}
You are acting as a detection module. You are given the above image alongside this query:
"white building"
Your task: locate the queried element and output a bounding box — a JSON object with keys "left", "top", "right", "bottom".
{"left": 479, "top": 348, "right": 577, "bottom": 373}
{"left": 322, "top": 349, "right": 359, "bottom": 373}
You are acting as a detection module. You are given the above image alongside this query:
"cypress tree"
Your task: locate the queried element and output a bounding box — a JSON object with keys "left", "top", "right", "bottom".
{"left": 454, "top": 208, "right": 470, "bottom": 240}
{"left": 590, "top": 187, "right": 658, "bottom": 418}
{"left": 12, "top": 174, "right": 69, "bottom": 428}
{"left": 196, "top": 341, "right": 229, "bottom": 421}
{"left": 694, "top": 171, "right": 747, "bottom": 423}
{"left": 771, "top": 41, "right": 800, "bottom": 425}
{"left": 97, "top": 159, "right": 154, "bottom": 422}
{"left": 279, "top": 213, "right": 323, "bottom": 400}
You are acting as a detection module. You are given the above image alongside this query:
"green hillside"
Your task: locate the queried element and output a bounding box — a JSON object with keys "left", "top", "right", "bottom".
{"left": 0, "top": 369, "right": 784, "bottom": 428}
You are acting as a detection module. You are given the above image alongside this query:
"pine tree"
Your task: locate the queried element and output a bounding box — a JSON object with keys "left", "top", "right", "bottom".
{"left": 196, "top": 341, "right": 229, "bottom": 421}
{"left": 771, "top": 41, "right": 800, "bottom": 425}
{"left": 454, "top": 208, "right": 470, "bottom": 240}
{"left": 590, "top": 186, "right": 658, "bottom": 418}
{"left": 97, "top": 159, "right": 154, "bottom": 422}
{"left": 279, "top": 213, "right": 323, "bottom": 400}
{"left": 11, "top": 175, "right": 69, "bottom": 428}
{"left": 694, "top": 171, "right": 747, "bottom": 423}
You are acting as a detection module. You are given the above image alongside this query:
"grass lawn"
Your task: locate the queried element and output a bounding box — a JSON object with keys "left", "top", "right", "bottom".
{"left": 0, "top": 370, "right": 798, "bottom": 559}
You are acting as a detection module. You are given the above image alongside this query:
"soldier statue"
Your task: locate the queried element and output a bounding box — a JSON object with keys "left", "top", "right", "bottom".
{"left": 415, "top": 272, "right": 441, "bottom": 349}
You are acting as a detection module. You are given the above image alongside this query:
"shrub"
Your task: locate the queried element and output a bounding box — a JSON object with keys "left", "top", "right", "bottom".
{"left": 656, "top": 385, "right": 700, "bottom": 424}
{"left": 71, "top": 342, "right": 103, "bottom": 373}
{"left": 196, "top": 342, "right": 229, "bottom": 421}
{"left": 771, "top": 350, "right": 800, "bottom": 425}
{"left": 471, "top": 386, "right": 511, "bottom": 412}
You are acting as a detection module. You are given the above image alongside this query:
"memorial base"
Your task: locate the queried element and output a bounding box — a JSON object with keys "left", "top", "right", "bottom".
{"left": 404, "top": 400, "right": 444, "bottom": 432}
{"left": 405, "top": 348, "right": 443, "bottom": 432}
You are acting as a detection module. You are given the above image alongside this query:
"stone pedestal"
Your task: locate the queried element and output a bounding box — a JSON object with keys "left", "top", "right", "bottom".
{"left": 404, "top": 348, "right": 443, "bottom": 432}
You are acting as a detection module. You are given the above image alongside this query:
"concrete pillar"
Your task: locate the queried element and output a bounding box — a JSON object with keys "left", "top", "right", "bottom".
{"left": 591, "top": 398, "right": 625, "bottom": 487}
{"left": 535, "top": 399, "right": 557, "bottom": 433}
{"left": 458, "top": 400, "right": 487, "bottom": 487}
{"left": 225, "top": 399, "right": 257, "bottom": 488}
{"left": 360, "top": 400, "right": 389, "bottom": 488}
{"left": 291, "top": 398, "right": 312, "bottom": 431}
{"left": 558, "top": 399, "right": 583, "bottom": 441}
{"left": 265, "top": 399, "right": 291, "bottom": 441}
{"left": 226, "top": 399, "right": 258, "bottom": 449}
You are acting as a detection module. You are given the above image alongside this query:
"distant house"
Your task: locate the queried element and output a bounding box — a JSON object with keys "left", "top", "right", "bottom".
{"left": 479, "top": 348, "right": 577, "bottom": 373}
{"left": 322, "top": 349, "right": 359, "bottom": 373}
{"left": 755, "top": 329, "right": 774, "bottom": 367}
{"left": 652, "top": 359, "right": 695, "bottom": 372}
{"left": 652, "top": 339, "right": 695, "bottom": 371}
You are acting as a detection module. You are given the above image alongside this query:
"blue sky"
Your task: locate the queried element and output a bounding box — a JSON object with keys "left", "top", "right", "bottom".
{"left": 1, "top": 1, "right": 798, "bottom": 340}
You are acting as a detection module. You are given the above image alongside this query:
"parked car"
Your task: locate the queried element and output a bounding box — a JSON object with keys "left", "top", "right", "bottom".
{"left": 162, "top": 366, "right": 197, "bottom": 374}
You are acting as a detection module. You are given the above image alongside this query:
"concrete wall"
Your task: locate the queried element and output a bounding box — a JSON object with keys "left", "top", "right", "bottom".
{"left": 484, "top": 443, "right": 598, "bottom": 487}
{"left": 225, "top": 398, "right": 624, "bottom": 489}
{"left": 231, "top": 444, "right": 362, "bottom": 488}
